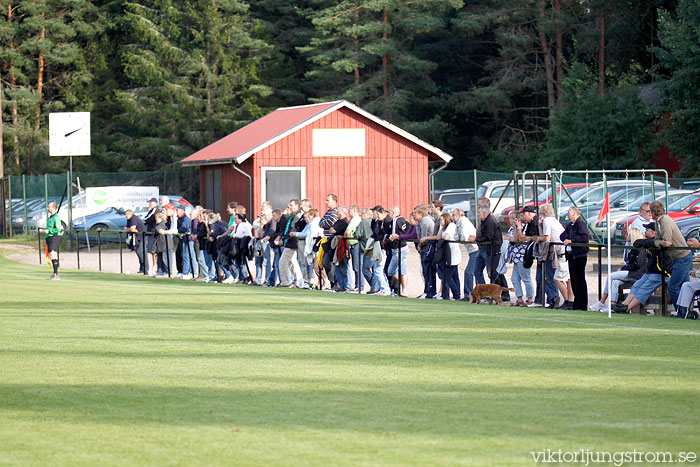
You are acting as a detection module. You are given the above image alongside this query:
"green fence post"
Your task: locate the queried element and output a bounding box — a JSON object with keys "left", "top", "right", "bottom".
{"left": 67, "top": 171, "right": 72, "bottom": 229}
{"left": 22, "top": 174, "right": 28, "bottom": 237}
{"left": 7, "top": 175, "right": 12, "bottom": 237}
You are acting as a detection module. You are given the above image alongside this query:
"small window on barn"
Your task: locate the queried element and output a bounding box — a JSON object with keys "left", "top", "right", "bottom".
{"left": 312, "top": 129, "right": 366, "bottom": 157}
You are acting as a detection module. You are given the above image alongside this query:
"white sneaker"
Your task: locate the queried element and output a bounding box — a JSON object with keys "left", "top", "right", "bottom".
{"left": 181, "top": 274, "right": 193, "bottom": 280}
{"left": 418, "top": 293, "right": 427, "bottom": 299}
{"left": 527, "top": 302, "right": 543, "bottom": 308}
{"left": 173, "top": 273, "right": 183, "bottom": 279}
{"left": 222, "top": 276, "right": 234, "bottom": 284}
{"left": 589, "top": 301, "right": 605, "bottom": 312}
{"left": 148, "top": 268, "right": 156, "bottom": 277}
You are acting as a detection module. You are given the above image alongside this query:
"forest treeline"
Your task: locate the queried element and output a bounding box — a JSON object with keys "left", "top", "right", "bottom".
{"left": 1, "top": 0, "right": 699, "bottom": 176}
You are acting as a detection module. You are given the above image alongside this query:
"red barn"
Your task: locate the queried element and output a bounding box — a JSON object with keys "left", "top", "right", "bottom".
{"left": 180, "top": 100, "right": 453, "bottom": 218}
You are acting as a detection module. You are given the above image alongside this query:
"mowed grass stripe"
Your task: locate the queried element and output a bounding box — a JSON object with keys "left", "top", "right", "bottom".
{"left": 3, "top": 256, "right": 699, "bottom": 337}
{"left": 0, "top": 255, "right": 699, "bottom": 466}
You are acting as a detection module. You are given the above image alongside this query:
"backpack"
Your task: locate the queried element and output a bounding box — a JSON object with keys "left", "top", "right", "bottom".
{"left": 523, "top": 242, "right": 535, "bottom": 269}
{"left": 433, "top": 239, "right": 451, "bottom": 266}
{"left": 230, "top": 238, "right": 239, "bottom": 259}
{"left": 651, "top": 249, "right": 673, "bottom": 277}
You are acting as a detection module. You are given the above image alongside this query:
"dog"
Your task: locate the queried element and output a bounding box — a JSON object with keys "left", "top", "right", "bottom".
{"left": 469, "top": 284, "right": 515, "bottom": 305}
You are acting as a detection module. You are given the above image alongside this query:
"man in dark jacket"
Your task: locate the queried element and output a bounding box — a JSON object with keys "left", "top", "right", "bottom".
{"left": 560, "top": 206, "right": 590, "bottom": 311}
{"left": 386, "top": 205, "right": 411, "bottom": 295}
{"left": 176, "top": 205, "right": 196, "bottom": 280}
{"left": 125, "top": 209, "right": 147, "bottom": 274}
{"left": 143, "top": 198, "right": 161, "bottom": 273}
{"left": 476, "top": 205, "right": 508, "bottom": 300}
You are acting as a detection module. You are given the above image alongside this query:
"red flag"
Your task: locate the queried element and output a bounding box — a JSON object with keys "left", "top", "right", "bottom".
{"left": 597, "top": 192, "right": 610, "bottom": 224}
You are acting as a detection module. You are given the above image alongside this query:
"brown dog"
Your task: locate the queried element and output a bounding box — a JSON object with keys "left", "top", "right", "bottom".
{"left": 469, "top": 284, "right": 515, "bottom": 305}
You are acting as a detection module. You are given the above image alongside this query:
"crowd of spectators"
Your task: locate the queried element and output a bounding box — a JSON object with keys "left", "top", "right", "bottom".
{"left": 122, "top": 194, "right": 699, "bottom": 318}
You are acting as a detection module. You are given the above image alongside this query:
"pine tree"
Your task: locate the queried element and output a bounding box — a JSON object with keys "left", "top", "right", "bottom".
{"left": 105, "top": 0, "right": 272, "bottom": 170}
{"left": 656, "top": 0, "right": 700, "bottom": 176}
{"left": 300, "top": 0, "right": 462, "bottom": 145}
{"left": 0, "top": 0, "right": 100, "bottom": 174}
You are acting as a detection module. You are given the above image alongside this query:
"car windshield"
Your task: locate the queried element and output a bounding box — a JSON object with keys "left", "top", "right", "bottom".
{"left": 560, "top": 186, "right": 602, "bottom": 206}
{"left": 537, "top": 189, "right": 552, "bottom": 202}
{"left": 441, "top": 193, "right": 470, "bottom": 204}
{"left": 669, "top": 194, "right": 700, "bottom": 211}
{"left": 610, "top": 189, "right": 647, "bottom": 208}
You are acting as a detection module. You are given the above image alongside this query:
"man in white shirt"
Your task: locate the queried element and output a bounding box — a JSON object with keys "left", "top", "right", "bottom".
{"left": 628, "top": 202, "right": 652, "bottom": 248}
{"left": 540, "top": 204, "right": 571, "bottom": 309}
{"left": 452, "top": 208, "right": 479, "bottom": 298}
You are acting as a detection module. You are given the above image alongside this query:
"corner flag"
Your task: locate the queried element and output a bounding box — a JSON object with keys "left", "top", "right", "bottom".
{"left": 597, "top": 192, "right": 610, "bottom": 225}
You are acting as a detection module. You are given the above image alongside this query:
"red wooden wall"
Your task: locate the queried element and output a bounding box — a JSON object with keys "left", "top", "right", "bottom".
{"left": 200, "top": 107, "right": 434, "bottom": 218}
{"left": 201, "top": 158, "right": 254, "bottom": 222}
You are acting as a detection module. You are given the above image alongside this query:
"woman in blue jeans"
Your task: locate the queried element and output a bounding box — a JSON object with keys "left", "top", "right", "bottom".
{"left": 506, "top": 212, "right": 534, "bottom": 306}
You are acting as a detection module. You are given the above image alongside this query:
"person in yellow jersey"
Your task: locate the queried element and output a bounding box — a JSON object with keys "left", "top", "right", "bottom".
{"left": 40, "top": 201, "right": 63, "bottom": 280}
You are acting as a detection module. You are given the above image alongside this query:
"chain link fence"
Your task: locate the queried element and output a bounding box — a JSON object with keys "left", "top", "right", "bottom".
{"left": 2, "top": 169, "right": 199, "bottom": 236}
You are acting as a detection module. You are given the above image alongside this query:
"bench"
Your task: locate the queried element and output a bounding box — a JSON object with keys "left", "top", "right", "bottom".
{"left": 618, "top": 279, "right": 670, "bottom": 316}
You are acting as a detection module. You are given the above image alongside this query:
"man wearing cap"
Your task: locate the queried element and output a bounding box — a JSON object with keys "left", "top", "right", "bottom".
{"left": 616, "top": 221, "right": 664, "bottom": 313}
{"left": 176, "top": 205, "right": 197, "bottom": 280}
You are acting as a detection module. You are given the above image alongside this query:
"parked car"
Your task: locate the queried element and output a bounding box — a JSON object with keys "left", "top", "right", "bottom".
{"left": 71, "top": 206, "right": 151, "bottom": 245}
{"left": 435, "top": 188, "right": 474, "bottom": 217}
{"left": 600, "top": 190, "right": 691, "bottom": 240}
{"left": 583, "top": 187, "right": 652, "bottom": 239}
{"left": 681, "top": 180, "right": 700, "bottom": 191}
{"left": 557, "top": 180, "right": 667, "bottom": 219}
{"left": 676, "top": 215, "right": 700, "bottom": 261}
{"left": 161, "top": 195, "right": 192, "bottom": 209}
{"left": 11, "top": 198, "right": 55, "bottom": 231}
{"left": 613, "top": 190, "right": 700, "bottom": 244}
{"left": 665, "top": 192, "right": 700, "bottom": 220}
{"left": 497, "top": 183, "right": 590, "bottom": 226}
{"left": 72, "top": 207, "right": 132, "bottom": 231}
{"left": 477, "top": 179, "right": 551, "bottom": 214}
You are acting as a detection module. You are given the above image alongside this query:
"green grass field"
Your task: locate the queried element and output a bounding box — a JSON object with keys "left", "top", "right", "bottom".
{"left": 1, "top": 251, "right": 699, "bottom": 466}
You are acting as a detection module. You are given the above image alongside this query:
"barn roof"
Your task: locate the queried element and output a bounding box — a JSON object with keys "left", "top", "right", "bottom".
{"left": 180, "top": 100, "right": 453, "bottom": 166}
